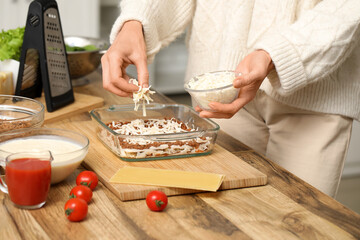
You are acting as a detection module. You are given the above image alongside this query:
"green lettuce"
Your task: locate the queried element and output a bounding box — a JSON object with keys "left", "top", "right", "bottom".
{"left": 0, "top": 27, "right": 25, "bottom": 61}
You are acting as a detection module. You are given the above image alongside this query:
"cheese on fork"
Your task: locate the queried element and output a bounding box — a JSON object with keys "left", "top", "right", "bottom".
{"left": 129, "top": 78, "right": 155, "bottom": 116}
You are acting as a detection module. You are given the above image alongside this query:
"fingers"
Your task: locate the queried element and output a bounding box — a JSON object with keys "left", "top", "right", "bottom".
{"left": 109, "top": 56, "right": 139, "bottom": 92}
{"left": 234, "top": 50, "right": 273, "bottom": 89}
{"left": 196, "top": 85, "right": 257, "bottom": 119}
{"left": 101, "top": 54, "right": 114, "bottom": 93}
{"left": 233, "top": 71, "right": 257, "bottom": 88}
{"left": 104, "top": 84, "right": 133, "bottom": 97}
{"left": 121, "top": 66, "right": 131, "bottom": 82}
{"left": 194, "top": 106, "right": 202, "bottom": 112}
{"left": 101, "top": 20, "right": 148, "bottom": 97}
{"left": 102, "top": 54, "right": 138, "bottom": 97}
{"left": 135, "top": 57, "right": 149, "bottom": 88}
{"left": 198, "top": 98, "right": 248, "bottom": 118}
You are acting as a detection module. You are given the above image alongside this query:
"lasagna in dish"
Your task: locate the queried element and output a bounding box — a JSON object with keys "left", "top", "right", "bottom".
{"left": 100, "top": 117, "right": 212, "bottom": 159}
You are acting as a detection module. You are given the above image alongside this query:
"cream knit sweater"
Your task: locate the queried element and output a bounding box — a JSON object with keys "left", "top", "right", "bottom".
{"left": 110, "top": 0, "right": 360, "bottom": 121}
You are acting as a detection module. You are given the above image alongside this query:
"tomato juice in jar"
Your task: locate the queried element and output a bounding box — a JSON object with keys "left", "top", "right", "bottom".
{"left": 5, "top": 157, "right": 51, "bottom": 208}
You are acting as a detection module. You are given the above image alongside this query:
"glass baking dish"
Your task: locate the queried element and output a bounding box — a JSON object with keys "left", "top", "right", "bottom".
{"left": 90, "top": 103, "right": 220, "bottom": 161}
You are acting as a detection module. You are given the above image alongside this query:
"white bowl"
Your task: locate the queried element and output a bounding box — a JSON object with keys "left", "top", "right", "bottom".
{"left": 0, "top": 127, "right": 89, "bottom": 184}
{"left": 184, "top": 70, "right": 240, "bottom": 111}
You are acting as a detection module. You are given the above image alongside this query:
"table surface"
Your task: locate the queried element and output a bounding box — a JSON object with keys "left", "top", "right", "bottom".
{"left": 1, "top": 71, "right": 360, "bottom": 240}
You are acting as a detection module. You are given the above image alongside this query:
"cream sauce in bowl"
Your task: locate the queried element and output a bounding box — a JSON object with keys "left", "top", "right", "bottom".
{"left": 0, "top": 130, "right": 89, "bottom": 184}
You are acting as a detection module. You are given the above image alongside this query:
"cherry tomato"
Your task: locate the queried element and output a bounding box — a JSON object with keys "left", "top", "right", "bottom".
{"left": 64, "top": 198, "right": 88, "bottom": 222}
{"left": 76, "top": 171, "right": 98, "bottom": 190}
{"left": 146, "top": 190, "right": 168, "bottom": 211}
{"left": 69, "top": 185, "right": 93, "bottom": 203}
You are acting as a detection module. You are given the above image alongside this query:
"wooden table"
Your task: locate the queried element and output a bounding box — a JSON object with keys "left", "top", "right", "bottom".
{"left": 1, "top": 71, "right": 360, "bottom": 240}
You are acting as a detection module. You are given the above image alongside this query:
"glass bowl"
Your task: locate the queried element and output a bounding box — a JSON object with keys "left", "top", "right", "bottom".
{"left": 0, "top": 95, "right": 45, "bottom": 133}
{"left": 90, "top": 103, "right": 220, "bottom": 161}
{"left": 0, "top": 127, "right": 89, "bottom": 184}
{"left": 184, "top": 70, "right": 241, "bottom": 110}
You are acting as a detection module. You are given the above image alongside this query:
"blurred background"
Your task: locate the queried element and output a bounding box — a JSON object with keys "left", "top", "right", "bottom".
{"left": 1, "top": 0, "right": 359, "bottom": 213}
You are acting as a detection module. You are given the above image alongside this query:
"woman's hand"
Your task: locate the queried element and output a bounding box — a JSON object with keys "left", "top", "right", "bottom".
{"left": 196, "top": 50, "right": 274, "bottom": 118}
{"left": 101, "top": 20, "right": 149, "bottom": 97}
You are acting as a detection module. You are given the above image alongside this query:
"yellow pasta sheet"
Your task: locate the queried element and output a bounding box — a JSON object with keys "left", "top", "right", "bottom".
{"left": 110, "top": 166, "right": 225, "bottom": 192}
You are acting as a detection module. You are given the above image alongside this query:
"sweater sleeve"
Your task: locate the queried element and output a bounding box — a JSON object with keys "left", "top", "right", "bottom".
{"left": 110, "top": 0, "right": 195, "bottom": 63}
{"left": 255, "top": 0, "right": 360, "bottom": 96}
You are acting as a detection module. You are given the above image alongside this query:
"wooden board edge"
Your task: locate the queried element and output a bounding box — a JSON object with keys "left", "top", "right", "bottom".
{"left": 43, "top": 94, "right": 104, "bottom": 124}
{"left": 112, "top": 175, "right": 268, "bottom": 202}
{"left": 220, "top": 175, "right": 267, "bottom": 190}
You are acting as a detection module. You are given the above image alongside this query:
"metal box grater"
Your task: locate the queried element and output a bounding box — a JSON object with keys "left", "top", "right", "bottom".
{"left": 15, "top": 0, "right": 74, "bottom": 112}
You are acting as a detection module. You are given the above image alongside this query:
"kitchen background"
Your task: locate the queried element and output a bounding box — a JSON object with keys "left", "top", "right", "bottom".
{"left": 1, "top": 0, "right": 359, "bottom": 213}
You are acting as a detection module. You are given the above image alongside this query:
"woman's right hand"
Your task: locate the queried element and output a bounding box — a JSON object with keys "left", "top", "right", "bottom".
{"left": 101, "top": 20, "right": 149, "bottom": 97}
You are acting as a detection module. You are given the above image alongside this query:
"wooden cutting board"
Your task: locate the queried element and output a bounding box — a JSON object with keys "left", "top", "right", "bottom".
{"left": 37, "top": 92, "right": 104, "bottom": 124}
{"left": 55, "top": 120, "right": 267, "bottom": 201}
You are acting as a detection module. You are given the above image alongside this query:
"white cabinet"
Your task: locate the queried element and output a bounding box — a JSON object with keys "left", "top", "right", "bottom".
{"left": 0, "top": 0, "right": 100, "bottom": 38}
{"left": 57, "top": 0, "right": 100, "bottom": 38}
{"left": 0, "top": 0, "right": 31, "bottom": 30}
{"left": 152, "top": 38, "right": 188, "bottom": 94}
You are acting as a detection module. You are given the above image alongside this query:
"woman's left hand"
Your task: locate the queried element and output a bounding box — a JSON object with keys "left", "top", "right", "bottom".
{"left": 196, "top": 50, "right": 274, "bottom": 118}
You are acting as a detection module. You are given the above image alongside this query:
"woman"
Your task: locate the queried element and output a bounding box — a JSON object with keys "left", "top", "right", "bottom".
{"left": 101, "top": 0, "right": 360, "bottom": 197}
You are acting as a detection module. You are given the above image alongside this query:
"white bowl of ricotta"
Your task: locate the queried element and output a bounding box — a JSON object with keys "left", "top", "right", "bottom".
{"left": 0, "top": 127, "right": 89, "bottom": 184}
{"left": 184, "top": 70, "right": 241, "bottom": 111}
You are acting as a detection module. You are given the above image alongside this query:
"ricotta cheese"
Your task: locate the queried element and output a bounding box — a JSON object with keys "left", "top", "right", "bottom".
{"left": 187, "top": 71, "right": 236, "bottom": 90}
{"left": 185, "top": 71, "right": 240, "bottom": 110}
